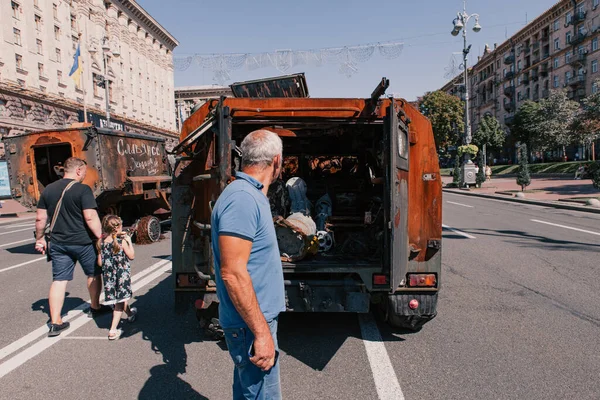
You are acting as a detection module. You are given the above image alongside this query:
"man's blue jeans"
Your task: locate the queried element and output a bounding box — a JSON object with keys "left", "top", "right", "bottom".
{"left": 223, "top": 318, "right": 281, "bottom": 400}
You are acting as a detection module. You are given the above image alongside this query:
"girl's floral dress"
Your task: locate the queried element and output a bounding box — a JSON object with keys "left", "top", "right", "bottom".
{"left": 101, "top": 237, "right": 132, "bottom": 305}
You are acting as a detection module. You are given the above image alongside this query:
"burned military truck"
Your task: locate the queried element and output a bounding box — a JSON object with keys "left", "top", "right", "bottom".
{"left": 3, "top": 125, "right": 172, "bottom": 242}
{"left": 172, "top": 77, "right": 442, "bottom": 331}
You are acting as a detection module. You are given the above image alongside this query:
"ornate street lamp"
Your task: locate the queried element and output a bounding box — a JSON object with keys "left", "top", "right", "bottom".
{"left": 451, "top": 0, "right": 481, "bottom": 186}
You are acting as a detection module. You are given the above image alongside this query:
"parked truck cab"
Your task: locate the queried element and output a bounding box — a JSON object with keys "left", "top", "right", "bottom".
{"left": 171, "top": 77, "right": 442, "bottom": 331}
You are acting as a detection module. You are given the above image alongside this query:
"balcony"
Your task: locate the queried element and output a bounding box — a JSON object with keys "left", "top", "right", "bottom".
{"left": 504, "top": 55, "right": 515, "bottom": 64}
{"left": 569, "top": 51, "right": 588, "bottom": 66}
{"left": 504, "top": 101, "right": 515, "bottom": 112}
{"left": 524, "top": 46, "right": 531, "bottom": 54}
{"left": 572, "top": 11, "right": 587, "bottom": 24}
{"left": 504, "top": 86, "right": 516, "bottom": 96}
{"left": 542, "top": 32, "right": 550, "bottom": 42}
{"left": 522, "top": 74, "right": 530, "bottom": 85}
{"left": 532, "top": 42, "right": 540, "bottom": 52}
{"left": 568, "top": 75, "right": 586, "bottom": 87}
{"left": 505, "top": 71, "right": 515, "bottom": 80}
{"left": 571, "top": 32, "right": 588, "bottom": 46}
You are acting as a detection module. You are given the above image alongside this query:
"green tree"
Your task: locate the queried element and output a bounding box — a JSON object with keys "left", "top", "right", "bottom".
{"left": 419, "top": 91, "right": 464, "bottom": 153}
{"left": 473, "top": 115, "right": 506, "bottom": 162}
{"left": 537, "top": 89, "right": 580, "bottom": 159}
{"left": 572, "top": 81, "right": 600, "bottom": 160}
{"left": 510, "top": 100, "right": 543, "bottom": 159}
{"left": 516, "top": 144, "right": 531, "bottom": 191}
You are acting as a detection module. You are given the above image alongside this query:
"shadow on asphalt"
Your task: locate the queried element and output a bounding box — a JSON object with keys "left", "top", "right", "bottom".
{"left": 471, "top": 229, "right": 600, "bottom": 250}
{"left": 5, "top": 243, "right": 38, "bottom": 255}
{"left": 31, "top": 293, "right": 87, "bottom": 324}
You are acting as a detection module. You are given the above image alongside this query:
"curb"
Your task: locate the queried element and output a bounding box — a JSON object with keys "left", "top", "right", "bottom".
{"left": 0, "top": 214, "right": 36, "bottom": 226}
{"left": 443, "top": 189, "right": 600, "bottom": 215}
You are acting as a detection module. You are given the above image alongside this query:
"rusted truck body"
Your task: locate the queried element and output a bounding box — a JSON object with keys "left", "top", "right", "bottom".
{"left": 171, "top": 78, "right": 442, "bottom": 331}
{"left": 3, "top": 125, "right": 172, "bottom": 241}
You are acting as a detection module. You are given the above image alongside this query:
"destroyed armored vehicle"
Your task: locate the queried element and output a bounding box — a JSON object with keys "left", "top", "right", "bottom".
{"left": 2, "top": 125, "right": 172, "bottom": 242}
{"left": 171, "top": 76, "right": 442, "bottom": 331}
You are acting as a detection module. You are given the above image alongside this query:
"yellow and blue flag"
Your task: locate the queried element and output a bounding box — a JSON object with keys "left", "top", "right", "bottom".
{"left": 69, "top": 43, "right": 82, "bottom": 86}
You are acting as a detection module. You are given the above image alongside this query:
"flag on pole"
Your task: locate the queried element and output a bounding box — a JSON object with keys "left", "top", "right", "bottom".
{"left": 69, "top": 43, "right": 82, "bottom": 86}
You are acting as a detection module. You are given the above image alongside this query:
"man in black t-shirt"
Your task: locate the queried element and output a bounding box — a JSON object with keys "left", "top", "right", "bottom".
{"left": 35, "top": 157, "right": 112, "bottom": 337}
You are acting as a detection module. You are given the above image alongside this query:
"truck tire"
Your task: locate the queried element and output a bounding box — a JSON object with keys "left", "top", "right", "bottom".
{"left": 136, "top": 215, "right": 161, "bottom": 243}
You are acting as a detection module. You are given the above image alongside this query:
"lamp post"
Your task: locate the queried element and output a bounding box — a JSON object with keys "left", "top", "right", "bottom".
{"left": 89, "top": 36, "right": 120, "bottom": 127}
{"left": 451, "top": 0, "right": 481, "bottom": 186}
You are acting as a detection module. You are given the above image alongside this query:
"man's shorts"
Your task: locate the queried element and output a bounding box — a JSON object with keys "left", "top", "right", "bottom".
{"left": 49, "top": 242, "right": 101, "bottom": 281}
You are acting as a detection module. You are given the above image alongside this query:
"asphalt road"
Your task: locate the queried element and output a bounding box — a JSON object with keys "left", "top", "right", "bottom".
{"left": 0, "top": 194, "right": 598, "bottom": 400}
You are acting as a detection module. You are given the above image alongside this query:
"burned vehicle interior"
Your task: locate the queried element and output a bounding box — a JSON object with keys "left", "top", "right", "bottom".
{"left": 231, "top": 123, "right": 386, "bottom": 268}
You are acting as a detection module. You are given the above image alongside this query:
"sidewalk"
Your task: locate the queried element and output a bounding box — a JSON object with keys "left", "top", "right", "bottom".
{"left": 442, "top": 176, "right": 600, "bottom": 212}
{"left": 0, "top": 199, "right": 34, "bottom": 221}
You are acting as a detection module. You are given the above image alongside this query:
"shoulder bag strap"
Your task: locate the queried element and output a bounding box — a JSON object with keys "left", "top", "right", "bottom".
{"left": 49, "top": 181, "right": 78, "bottom": 233}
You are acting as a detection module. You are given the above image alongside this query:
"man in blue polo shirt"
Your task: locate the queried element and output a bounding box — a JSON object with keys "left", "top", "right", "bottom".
{"left": 211, "top": 129, "right": 285, "bottom": 400}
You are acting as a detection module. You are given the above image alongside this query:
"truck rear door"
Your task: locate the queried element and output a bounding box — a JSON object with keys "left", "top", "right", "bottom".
{"left": 384, "top": 100, "right": 410, "bottom": 291}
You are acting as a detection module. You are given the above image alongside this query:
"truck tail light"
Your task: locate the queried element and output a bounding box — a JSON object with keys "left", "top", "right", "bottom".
{"left": 373, "top": 274, "right": 389, "bottom": 285}
{"left": 407, "top": 274, "right": 437, "bottom": 288}
{"left": 176, "top": 273, "right": 206, "bottom": 288}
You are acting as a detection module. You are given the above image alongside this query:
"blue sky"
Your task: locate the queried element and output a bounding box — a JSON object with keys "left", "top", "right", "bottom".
{"left": 139, "top": 0, "right": 555, "bottom": 100}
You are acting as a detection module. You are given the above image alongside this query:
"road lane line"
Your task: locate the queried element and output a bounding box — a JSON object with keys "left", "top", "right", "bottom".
{"left": 0, "top": 257, "right": 46, "bottom": 273}
{"left": 446, "top": 201, "right": 474, "bottom": 208}
{"left": 442, "top": 224, "right": 476, "bottom": 239}
{"left": 358, "top": 314, "right": 405, "bottom": 400}
{"left": 531, "top": 219, "right": 600, "bottom": 236}
{"left": 0, "top": 238, "right": 35, "bottom": 248}
{"left": 62, "top": 337, "right": 110, "bottom": 340}
{"left": 0, "top": 261, "right": 172, "bottom": 379}
{"left": 0, "top": 227, "right": 36, "bottom": 236}
{"left": 0, "top": 257, "right": 171, "bottom": 362}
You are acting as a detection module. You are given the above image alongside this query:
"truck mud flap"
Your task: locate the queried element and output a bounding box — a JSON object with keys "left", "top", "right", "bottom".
{"left": 387, "top": 292, "right": 438, "bottom": 331}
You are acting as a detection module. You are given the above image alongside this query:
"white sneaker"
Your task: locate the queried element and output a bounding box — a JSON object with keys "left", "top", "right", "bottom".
{"left": 127, "top": 307, "right": 137, "bottom": 323}
{"left": 108, "top": 329, "right": 122, "bottom": 340}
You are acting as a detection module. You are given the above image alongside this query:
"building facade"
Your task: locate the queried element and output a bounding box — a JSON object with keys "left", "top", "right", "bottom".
{"left": 0, "top": 0, "right": 179, "bottom": 151}
{"left": 174, "top": 85, "right": 232, "bottom": 132}
{"left": 441, "top": 0, "right": 600, "bottom": 161}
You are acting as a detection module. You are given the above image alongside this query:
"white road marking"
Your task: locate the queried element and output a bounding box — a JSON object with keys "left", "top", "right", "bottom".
{"left": 531, "top": 219, "right": 600, "bottom": 237}
{"left": 1, "top": 223, "right": 35, "bottom": 229}
{"left": 442, "top": 224, "right": 476, "bottom": 239}
{"left": 0, "top": 257, "right": 171, "bottom": 363}
{"left": 0, "top": 261, "right": 172, "bottom": 379}
{"left": 0, "top": 227, "right": 36, "bottom": 236}
{"left": 444, "top": 192, "right": 549, "bottom": 209}
{"left": 0, "top": 238, "right": 34, "bottom": 248}
{"left": 446, "top": 201, "right": 474, "bottom": 208}
{"left": 0, "top": 257, "right": 46, "bottom": 273}
{"left": 358, "top": 313, "right": 405, "bottom": 400}
{"left": 62, "top": 337, "right": 109, "bottom": 340}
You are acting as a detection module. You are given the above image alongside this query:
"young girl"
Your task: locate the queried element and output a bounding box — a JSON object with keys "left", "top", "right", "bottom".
{"left": 97, "top": 215, "right": 137, "bottom": 340}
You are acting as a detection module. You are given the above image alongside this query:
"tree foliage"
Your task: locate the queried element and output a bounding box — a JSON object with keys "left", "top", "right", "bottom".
{"left": 419, "top": 91, "right": 464, "bottom": 152}
{"left": 510, "top": 100, "right": 543, "bottom": 152}
{"left": 452, "top": 155, "right": 461, "bottom": 186}
{"left": 537, "top": 90, "right": 580, "bottom": 157}
{"left": 476, "top": 151, "right": 486, "bottom": 187}
{"left": 572, "top": 81, "right": 600, "bottom": 147}
{"left": 473, "top": 115, "right": 506, "bottom": 152}
{"left": 516, "top": 144, "right": 531, "bottom": 191}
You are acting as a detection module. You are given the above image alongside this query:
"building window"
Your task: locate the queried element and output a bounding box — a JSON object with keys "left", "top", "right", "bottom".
{"left": 578, "top": 25, "right": 585, "bottom": 36}
{"left": 594, "top": 37, "right": 599, "bottom": 51}
{"left": 71, "top": 14, "right": 76, "bottom": 29}
{"left": 595, "top": 0, "right": 600, "bottom": 8}
{"left": 72, "top": 36, "right": 78, "bottom": 50}
{"left": 15, "top": 54, "right": 23, "bottom": 70}
{"left": 593, "top": 82, "right": 599, "bottom": 94}
{"left": 54, "top": 26, "right": 60, "bottom": 40}
{"left": 554, "top": 57, "right": 560, "bottom": 68}
{"left": 566, "top": 12, "right": 572, "bottom": 25}
{"left": 55, "top": 48, "right": 61, "bottom": 62}
{"left": 566, "top": 31, "right": 572, "bottom": 44}
{"left": 566, "top": 71, "right": 572, "bottom": 81}
{"left": 93, "top": 74, "right": 100, "bottom": 97}
{"left": 36, "top": 39, "right": 43, "bottom": 55}
{"left": 518, "top": 60, "right": 522, "bottom": 71}
{"left": 53, "top": 3, "right": 58, "bottom": 20}
{"left": 12, "top": 1, "right": 20, "bottom": 19}
{"left": 13, "top": 28, "right": 21, "bottom": 46}
{"left": 33, "top": 0, "right": 39, "bottom": 7}
{"left": 593, "top": 60, "right": 598, "bottom": 73}
{"left": 35, "top": 15, "right": 42, "bottom": 31}
{"left": 566, "top": 51, "right": 572, "bottom": 64}
{"left": 554, "top": 19, "right": 560, "bottom": 31}
{"left": 57, "top": 70, "right": 63, "bottom": 84}
{"left": 555, "top": 38, "right": 560, "bottom": 50}
{"left": 38, "top": 63, "right": 45, "bottom": 78}
{"left": 554, "top": 75, "right": 559, "bottom": 88}
{"left": 578, "top": 3, "right": 585, "bottom": 14}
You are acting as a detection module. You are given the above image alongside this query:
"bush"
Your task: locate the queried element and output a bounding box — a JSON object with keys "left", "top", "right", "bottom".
{"left": 457, "top": 144, "right": 479, "bottom": 158}
{"left": 589, "top": 162, "right": 600, "bottom": 189}
{"left": 452, "top": 155, "right": 461, "bottom": 186}
{"left": 516, "top": 144, "right": 531, "bottom": 191}
{"left": 476, "top": 152, "right": 486, "bottom": 187}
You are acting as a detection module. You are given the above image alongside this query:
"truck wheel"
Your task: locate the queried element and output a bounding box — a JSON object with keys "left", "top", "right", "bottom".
{"left": 136, "top": 215, "right": 161, "bottom": 243}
